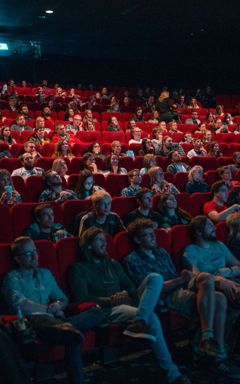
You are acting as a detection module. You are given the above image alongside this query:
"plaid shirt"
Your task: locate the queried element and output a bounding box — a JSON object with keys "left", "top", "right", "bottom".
{"left": 121, "top": 185, "right": 141, "bottom": 197}
{"left": 38, "top": 188, "right": 78, "bottom": 204}
{"left": 79, "top": 211, "right": 126, "bottom": 237}
{"left": 124, "top": 247, "right": 178, "bottom": 287}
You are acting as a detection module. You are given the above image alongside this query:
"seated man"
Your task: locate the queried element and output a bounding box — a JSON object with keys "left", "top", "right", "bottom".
{"left": 2, "top": 236, "right": 105, "bottom": 384}
{"left": 166, "top": 151, "right": 191, "bottom": 174}
{"left": 124, "top": 219, "right": 236, "bottom": 368}
{"left": 12, "top": 153, "right": 44, "bottom": 179}
{"left": 111, "top": 140, "right": 134, "bottom": 158}
{"left": 23, "top": 204, "right": 72, "bottom": 241}
{"left": 22, "top": 141, "right": 42, "bottom": 161}
{"left": 157, "top": 136, "right": 185, "bottom": 157}
{"left": 229, "top": 151, "right": 240, "bottom": 177}
{"left": 10, "top": 114, "right": 32, "bottom": 132}
{"left": 38, "top": 171, "right": 78, "bottom": 204}
{"left": 51, "top": 122, "right": 71, "bottom": 144}
{"left": 203, "top": 181, "right": 240, "bottom": 222}
{"left": 185, "top": 111, "right": 201, "bottom": 125}
{"left": 187, "top": 138, "right": 207, "bottom": 159}
{"left": 121, "top": 169, "right": 142, "bottom": 197}
{"left": 19, "top": 103, "right": 33, "bottom": 121}
{"left": 79, "top": 190, "right": 126, "bottom": 237}
{"left": 124, "top": 188, "right": 161, "bottom": 227}
{"left": 69, "top": 227, "right": 191, "bottom": 384}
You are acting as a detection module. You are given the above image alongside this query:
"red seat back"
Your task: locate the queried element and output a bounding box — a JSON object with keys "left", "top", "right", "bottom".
{"left": 62, "top": 200, "right": 92, "bottom": 232}
{"left": 111, "top": 197, "right": 138, "bottom": 218}
{"left": 189, "top": 192, "right": 211, "bottom": 216}
{"left": 25, "top": 176, "right": 45, "bottom": 202}
{"left": 170, "top": 225, "right": 191, "bottom": 271}
{"left": 0, "top": 204, "right": 13, "bottom": 243}
{"left": 105, "top": 174, "right": 129, "bottom": 196}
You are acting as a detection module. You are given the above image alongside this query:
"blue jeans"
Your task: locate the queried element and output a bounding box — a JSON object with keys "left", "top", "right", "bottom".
{"left": 109, "top": 273, "right": 181, "bottom": 383}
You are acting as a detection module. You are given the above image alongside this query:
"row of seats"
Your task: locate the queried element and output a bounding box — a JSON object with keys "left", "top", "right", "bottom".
{"left": 0, "top": 193, "right": 212, "bottom": 242}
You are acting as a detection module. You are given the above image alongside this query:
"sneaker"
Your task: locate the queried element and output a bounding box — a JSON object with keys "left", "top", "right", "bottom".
{"left": 170, "top": 374, "right": 192, "bottom": 384}
{"left": 123, "top": 320, "right": 156, "bottom": 343}
{"left": 214, "top": 359, "right": 240, "bottom": 380}
{"left": 199, "top": 338, "right": 219, "bottom": 357}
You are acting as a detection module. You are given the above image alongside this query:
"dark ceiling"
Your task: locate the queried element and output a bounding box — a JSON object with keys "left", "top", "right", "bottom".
{"left": 0, "top": 0, "right": 239, "bottom": 59}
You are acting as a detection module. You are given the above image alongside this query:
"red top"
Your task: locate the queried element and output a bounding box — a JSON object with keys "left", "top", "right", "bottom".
{"left": 204, "top": 200, "right": 226, "bottom": 215}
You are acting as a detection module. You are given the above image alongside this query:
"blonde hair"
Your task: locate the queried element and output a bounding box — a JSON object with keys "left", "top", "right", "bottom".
{"left": 188, "top": 165, "right": 204, "bottom": 182}
{"left": 148, "top": 166, "right": 162, "bottom": 186}
{"left": 91, "top": 190, "right": 111, "bottom": 205}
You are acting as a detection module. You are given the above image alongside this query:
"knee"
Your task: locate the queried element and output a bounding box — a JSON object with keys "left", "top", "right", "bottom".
{"left": 215, "top": 291, "right": 227, "bottom": 311}
{"left": 197, "top": 272, "right": 214, "bottom": 289}
{"left": 146, "top": 273, "right": 164, "bottom": 287}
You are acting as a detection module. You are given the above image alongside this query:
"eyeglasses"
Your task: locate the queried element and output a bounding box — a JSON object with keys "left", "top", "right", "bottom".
{"left": 18, "top": 249, "right": 38, "bottom": 258}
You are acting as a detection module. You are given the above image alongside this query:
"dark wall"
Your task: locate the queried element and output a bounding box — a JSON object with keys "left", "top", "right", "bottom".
{"left": 0, "top": 51, "right": 239, "bottom": 92}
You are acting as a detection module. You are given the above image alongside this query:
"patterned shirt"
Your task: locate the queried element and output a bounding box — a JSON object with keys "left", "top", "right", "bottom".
{"left": 2, "top": 268, "right": 68, "bottom": 313}
{"left": 79, "top": 211, "right": 126, "bottom": 237}
{"left": 124, "top": 247, "right": 178, "bottom": 287}
{"left": 121, "top": 185, "right": 141, "bottom": 197}
{"left": 38, "top": 188, "right": 78, "bottom": 204}
{"left": 0, "top": 190, "right": 22, "bottom": 207}
{"left": 158, "top": 212, "right": 190, "bottom": 229}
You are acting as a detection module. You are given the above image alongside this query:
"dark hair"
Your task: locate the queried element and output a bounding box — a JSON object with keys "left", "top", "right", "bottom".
{"left": 127, "top": 218, "right": 155, "bottom": 242}
{"left": 211, "top": 180, "right": 229, "bottom": 195}
{"left": 140, "top": 138, "right": 154, "bottom": 155}
{"left": 79, "top": 227, "right": 105, "bottom": 260}
{"left": 81, "top": 152, "right": 96, "bottom": 171}
{"left": 104, "top": 154, "right": 120, "bottom": 173}
{"left": 88, "top": 141, "right": 101, "bottom": 153}
{"left": 228, "top": 186, "right": 240, "bottom": 206}
{"left": 0, "top": 125, "right": 14, "bottom": 144}
{"left": 53, "top": 140, "right": 72, "bottom": 158}
{"left": 157, "top": 193, "right": 191, "bottom": 221}
{"left": 208, "top": 141, "right": 220, "bottom": 156}
{"left": 43, "top": 170, "right": 61, "bottom": 188}
{"left": 34, "top": 204, "right": 53, "bottom": 220}
{"left": 233, "top": 152, "right": 240, "bottom": 161}
{"left": 75, "top": 169, "right": 94, "bottom": 195}
{"left": 189, "top": 215, "right": 208, "bottom": 242}
{"left": 217, "top": 166, "right": 230, "bottom": 177}
{"left": 135, "top": 188, "right": 152, "bottom": 202}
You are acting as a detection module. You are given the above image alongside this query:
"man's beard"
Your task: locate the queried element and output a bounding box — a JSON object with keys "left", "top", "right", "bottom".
{"left": 24, "top": 164, "right": 34, "bottom": 170}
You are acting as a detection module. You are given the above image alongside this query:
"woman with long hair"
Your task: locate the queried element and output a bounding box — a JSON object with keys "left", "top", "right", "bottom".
{"left": 148, "top": 166, "right": 179, "bottom": 194}
{"left": 104, "top": 153, "right": 127, "bottom": 174}
{"left": 0, "top": 126, "right": 16, "bottom": 145}
{"left": 52, "top": 140, "right": 75, "bottom": 161}
{"left": 51, "top": 158, "right": 69, "bottom": 180}
{"left": 185, "top": 165, "right": 210, "bottom": 193}
{"left": 0, "top": 169, "right": 22, "bottom": 207}
{"left": 138, "top": 138, "right": 155, "bottom": 156}
{"left": 156, "top": 193, "right": 191, "bottom": 229}
{"left": 75, "top": 169, "right": 102, "bottom": 199}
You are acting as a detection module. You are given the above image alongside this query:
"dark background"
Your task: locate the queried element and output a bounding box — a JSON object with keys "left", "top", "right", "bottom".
{"left": 0, "top": 0, "right": 239, "bottom": 91}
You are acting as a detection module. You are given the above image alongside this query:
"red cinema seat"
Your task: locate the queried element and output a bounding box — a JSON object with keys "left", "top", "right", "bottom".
{"left": 216, "top": 221, "right": 228, "bottom": 243}
{"left": 128, "top": 143, "right": 142, "bottom": 157}
{"left": 174, "top": 173, "right": 189, "bottom": 192}
{"left": 101, "top": 112, "right": 120, "bottom": 121}
{"left": 205, "top": 170, "right": 220, "bottom": 186}
{"left": 69, "top": 157, "right": 82, "bottom": 173}
{"left": 102, "top": 131, "right": 126, "bottom": 144}
{"left": 155, "top": 228, "right": 171, "bottom": 254}
{"left": 35, "top": 157, "right": 54, "bottom": 171}
{"left": 119, "top": 156, "right": 133, "bottom": 172}
{"left": 164, "top": 172, "right": 174, "bottom": 184}
{"left": 0, "top": 204, "right": 13, "bottom": 243}
{"left": 9, "top": 144, "right": 24, "bottom": 158}
{"left": 170, "top": 225, "right": 191, "bottom": 271}
{"left": 0, "top": 142, "right": 9, "bottom": 152}
{"left": 36, "top": 240, "right": 61, "bottom": 285}
{"left": 11, "top": 202, "right": 63, "bottom": 238}
{"left": 55, "top": 237, "right": 79, "bottom": 292}
{"left": 71, "top": 143, "right": 91, "bottom": 157}
{"left": 10, "top": 131, "right": 21, "bottom": 143}
{"left": 62, "top": 200, "right": 92, "bottom": 233}
{"left": 40, "top": 143, "right": 55, "bottom": 157}
{"left": 141, "top": 173, "right": 150, "bottom": 188}
{"left": 190, "top": 156, "right": 217, "bottom": 171}
{"left": 76, "top": 131, "right": 101, "bottom": 143}
{"left": 189, "top": 192, "right": 211, "bottom": 216}
{"left": 230, "top": 144, "right": 240, "bottom": 154}
{"left": 216, "top": 133, "right": 234, "bottom": 143}
{"left": 218, "top": 144, "right": 230, "bottom": 157}
{"left": 175, "top": 193, "right": 191, "bottom": 213}
{"left": 25, "top": 176, "right": 45, "bottom": 202}
{"left": 217, "top": 157, "right": 233, "bottom": 167}
{"left": 11, "top": 176, "right": 26, "bottom": 202}
{"left": 105, "top": 174, "right": 129, "bottom": 196}
{"left": 0, "top": 158, "right": 22, "bottom": 173}
{"left": 134, "top": 156, "right": 144, "bottom": 169}
{"left": 20, "top": 130, "right": 34, "bottom": 144}
{"left": 113, "top": 231, "right": 134, "bottom": 261}
{"left": 111, "top": 197, "right": 138, "bottom": 218}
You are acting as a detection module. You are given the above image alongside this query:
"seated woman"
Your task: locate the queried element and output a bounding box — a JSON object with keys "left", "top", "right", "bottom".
{"left": 208, "top": 141, "right": 223, "bottom": 157}
{"left": 52, "top": 140, "right": 75, "bottom": 161}
{"left": 157, "top": 193, "right": 191, "bottom": 230}
{"left": 148, "top": 166, "right": 179, "bottom": 194}
{"left": 205, "top": 111, "right": 215, "bottom": 124}
{"left": 215, "top": 105, "right": 224, "bottom": 117}
{"left": 185, "top": 165, "right": 210, "bottom": 193}
{"left": 75, "top": 169, "right": 102, "bottom": 199}
{"left": 104, "top": 153, "right": 127, "bottom": 175}
{"left": 226, "top": 212, "right": 240, "bottom": 260}
{"left": 51, "top": 158, "right": 69, "bottom": 181}
{"left": 88, "top": 141, "right": 105, "bottom": 159}
{"left": 134, "top": 106, "right": 144, "bottom": 122}
{"left": 29, "top": 125, "right": 49, "bottom": 146}
{"left": 107, "top": 96, "right": 120, "bottom": 113}
{"left": 213, "top": 118, "right": 230, "bottom": 134}
{"left": 233, "top": 124, "right": 240, "bottom": 135}
{"left": 22, "top": 141, "right": 42, "bottom": 162}
{"left": 203, "top": 130, "right": 213, "bottom": 144}
{"left": 140, "top": 154, "right": 157, "bottom": 175}
{"left": 0, "top": 125, "right": 16, "bottom": 145}
{"left": 138, "top": 138, "right": 155, "bottom": 156}
{"left": 81, "top": 152, "right": 98, "bottom": 173}
{"left": 0, "top": 169, "right": 22, "bottom": 207}
{"left": 217, "top": 166, "right": 238, "bottom": 189}
{"left": 64, "top": 107, "right": 75, "bottom": 122}
{"left": 187, "top": 97, "right": 200, "bottom": 109}
{"left": 106, "top": 116, "right": 122, "bottom": 131}
{"left": 84, "top": 121, "right": 96, "bottom": 131}
{"left": 223, "top": 113, "right": 234, "bottom": 125}
{"left": 128, "top": 127, "right": 142, "bottom": 145}
{"left": 180, "top": 131, "right": 193, "bottom": 144}
{"left": 148, "top": 110, "right": 160, "bottom": 124}
{"left": 23, "top": 203, "right": 71, "bottom": 241}
{"left": 194, "top": 122, "right": 208, "bottom": 135}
